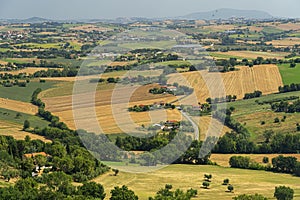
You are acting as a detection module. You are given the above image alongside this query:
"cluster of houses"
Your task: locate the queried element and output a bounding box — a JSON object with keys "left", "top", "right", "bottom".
{"left": 23, "top": 152, "right": 52, "bottom": 177}
{"left": 152, "top": 120, "right": 180, "bottom": 131}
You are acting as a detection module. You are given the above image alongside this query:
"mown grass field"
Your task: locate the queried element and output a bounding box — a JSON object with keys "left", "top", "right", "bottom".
{"left": 93, "top": 164, "right": 300, "bottom": 200}
{"left": 228, "top": 90, "right": 300, "bottom": 142}
{"left": 0, "top": 107, "right": 49, "bottom": 129}
{"left": 0, "top": 80, "right": 57, "bottom": 102}
{"left": 278, "top": 63, "right": 300, "bottom": 85}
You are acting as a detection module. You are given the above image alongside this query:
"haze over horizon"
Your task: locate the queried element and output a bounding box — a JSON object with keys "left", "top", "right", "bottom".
{"left": 0, "top": 0, "right": 299, "bottom": 20}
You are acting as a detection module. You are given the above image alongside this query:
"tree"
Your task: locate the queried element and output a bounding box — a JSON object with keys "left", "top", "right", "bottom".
{"left": 262, "top": 157, "right": 269, "bottom": 164}
{"left": 263, "top": 130, "right": 274, "bottom": 143}
{"left": 204, "top": 174, "right": 212, "bottom": 182}
{"left": 290, "top": 63, "right": 296, "bottom": 68}
{"left": 274, "top": 186, "right": 294, "bottom": 200}
{"left": 112, "top": 169, "right": 119, "bottom": 176}
{"left": 35, "top": 155, "right": 47, "bottom": 169}
{"left": 77, "top": 182, "right": 106, "bottom": 199}
{"left": 223, "top": 178, "right": 229, "bottom": 185}
{"left": 23, "top": 120, "right": 30, "bottom": 130}
{"left": 202, "top": 181, "right": 210, "bottom": 189}
{"left": 228, "top": 185, "right": 234, "bottom": 193}
{"left": 110, "top": 185, "right": 138, "bottom": 200}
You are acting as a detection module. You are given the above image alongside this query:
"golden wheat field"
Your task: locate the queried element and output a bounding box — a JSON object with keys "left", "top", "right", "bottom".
{"left": 0, "top": 98, "right": 38, "bottom": 115}
{"left": 0, "top": 67, "right": 62, "bottom": 75}
{"left": 266, "top": 37, "right": 300, "bottom": 47}
{"left": 41, "top": 65, "right": 283, "bottom": 134}
{"left": 192, "top": 116, "right": 232, "bottom": 141}
{"left": 274, "top": 22, "right": 300, "bottom": 31}
{"left": 42, "top": 84, "right": 181, "bottom": 134}
{"left": 0, "top": 121, "right": 51, "bottom": 142}
{"left": 168, "top": 64, "right": 283, "bottom": 104}
{"left": 70, "top": 25, "right": 112, "bottom": 32}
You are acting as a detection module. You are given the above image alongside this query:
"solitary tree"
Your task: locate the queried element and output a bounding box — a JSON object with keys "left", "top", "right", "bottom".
{"left": 274, "top": 186, "right": 294, "bottom": 200}
{"left": 263, "top": 130, "right": 274, "bottom": 143}
{"left": 204, "top": 174, "right": 212, "bottom": 182}
{"left": 23, "top": 120, "right": 30, "bottom": 130}
{"left": 223, "top": 178, "right": 230, "bottom": 185}
{"left": 202, "top": 181, "right": 210, "bottom": 189}
{"left": 110, "top": 185, "right": 138, "bottom": 200}
{"left": 112, "top": 169, "right": 119, "bottom": 176}
{"left": 228, "top": 185, "right": 234, "bottom": 193}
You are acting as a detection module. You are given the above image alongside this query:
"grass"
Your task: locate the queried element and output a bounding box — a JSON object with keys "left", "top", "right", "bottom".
{"left": 228, "top": 91, "right": 300, "bottom": 142}
{"left": 155, "top": 60, "right": 192, "bottom": 67}
{"left": 14, "top": 42, "right": 64, "bottom": 49}
{"left": 119, "top": 41, "right": 177, "bottom": 50}
{"left": 0, "top": 80, "right": 57, "bottom": 102}
{"left": 277, "top": 63, "right": 300, "bottom": 85}
{"left": 262, "top": 27, "right": 284, "bottom": 34}
{"left": 93, "top": 164, "right": 300, "bottom": 200}
{"left": 209, "top": 52, "right": 246, "bottom": 60}
{"left": 0, "top": 107, "right": 49, "bottom": 129}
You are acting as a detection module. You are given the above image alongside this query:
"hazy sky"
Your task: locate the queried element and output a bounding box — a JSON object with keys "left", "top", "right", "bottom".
{"left": 0, "top": 0, "right": 299, "bottom": 19}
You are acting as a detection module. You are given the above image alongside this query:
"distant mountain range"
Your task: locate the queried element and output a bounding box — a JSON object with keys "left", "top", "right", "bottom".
{"left": 180, "top": 8, "right": 273, "bottom": 20}
{"left": 0, "top": 9, "right": 275, "bottom": 24}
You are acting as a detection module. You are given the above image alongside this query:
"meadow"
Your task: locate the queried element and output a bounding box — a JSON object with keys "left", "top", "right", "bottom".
{"left": 0, "top": 80, "right": 57, "bottom": 102}
{"left": 228, "top": 90, "right": 300, "bottom": 142}
{"left": 0, "top": 107, "right": 49, "bottom": 129}
{"left": 278, "top": 63, "right": 300, "bottom": 85}
{"left": 93, "top": 164, "right": 300, "bottom": 200}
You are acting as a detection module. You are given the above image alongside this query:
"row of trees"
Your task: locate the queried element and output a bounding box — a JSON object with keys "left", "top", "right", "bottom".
{"left": 243, "top": 90, "right": 262, "bottom": 99}
{"left": 229, "top": 155, "right": 300, "bottom": 177}
{"left": 271, "top": 100, "right": 300, "bottom": 113}
{"left": 279, "top": 83, "right": 300, "bottom": 93}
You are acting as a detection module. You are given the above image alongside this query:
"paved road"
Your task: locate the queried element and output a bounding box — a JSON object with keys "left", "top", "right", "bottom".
{"left": 180, "top": 110, "right": 200, "bottom": 140}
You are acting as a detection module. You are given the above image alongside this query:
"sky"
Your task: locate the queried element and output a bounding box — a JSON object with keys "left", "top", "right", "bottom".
{"left": 0, "top": 0, "right": 299, "bottom": 19}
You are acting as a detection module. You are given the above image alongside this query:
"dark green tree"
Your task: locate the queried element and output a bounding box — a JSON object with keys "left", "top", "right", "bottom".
{"left": 110, "top": 185, "right": 138, "bottom": 200}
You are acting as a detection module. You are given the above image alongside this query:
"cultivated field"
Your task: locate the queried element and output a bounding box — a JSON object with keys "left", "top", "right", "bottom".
{"left": 42, "top": 84, "right": 180, "bottom": 134}
{"left": 0, "top": 67, "right": 62, "bottom": 75}
{"left": 210, "top": 51, "right": 289, "bottom": 59}
{"left": 168, "top": 65, "right": 283, "bottom": 103}
{"left": 266, "top": 37, "right": 300, "bottom": 47}
{"left": 192, "top": 116, "right": 232, "bottom": 141}
{"left": 271, "top": 22, "right": 300, "bottom": 31}
{"left": 93, "top": 164, "right": 300, "bottom": 200}
{"left": 0, "top": 121, "right": 51, "bottom": 142}
{"left": 0, "top": 98, "right": 38, "bottom": 115}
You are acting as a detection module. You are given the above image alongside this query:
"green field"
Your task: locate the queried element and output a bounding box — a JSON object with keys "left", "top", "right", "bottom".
{"left": 0, "top": 81, "right": 57, "bottom": 102}
{"left": 93, "top": 164, "right": 300, "bottom": 200}
{"left": 228, "top": 91, "right": 300, "bottom": 141}
{"left": 119, "top": 41, "right": 177, "bottom": 50}
{"left": 209, "top": 52, "right": 246, "bottom": 60}
{"left": 278, "top": 63, "right": 300, "bottom": 85}
{"left": 14, "top": 42, "right": 64, "bottom": 49}
{"left": 262, "top": 27, "right": 284, "bottom": 34}
{"left": 0, "top": 107, "right": 49, "bottom": 129}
